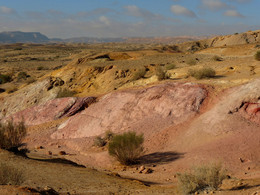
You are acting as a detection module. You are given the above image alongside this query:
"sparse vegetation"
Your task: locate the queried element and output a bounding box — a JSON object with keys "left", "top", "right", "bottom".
{"left": 37, "top": 66, "right": 45, "bottom": 70}
{"left": 104, "top": 130, "right": 114, "bottom": 141}
{"left": 0, "top": 163, "right": 24, "bottom": 185}
{"left": 155, "top": 66, "right": 167, "bottom": 81}
{"left": 108, "top": 131, "right": 144, "bottom": 165}
{"left": 254, "top": 51, "right": 260, "bottom": 61}
{"left": 188, "top": 67, "right": 216, "bottom": 79}
{"left": 93, "top": 131, "right": 115, "bottom": 147}
{"left": 165, "top": 63, "right": 176, "bottom": 70}
{"left": 186, "top": 58, "right": 197, "bottom": 66}
{"left": 0, "top": 120, "right": 26, "bottom": 151}
{"left": 56, "top": 88, "right": 76, "bottom": 98}
{"left": 132, "top": 67, "right": 146, "bottom": 81}
{"left": 0, "top": 74, "right": 12, "bottom": 84}
{"left": 17, "top": 71, "right": 29, "bottom": 80}
{"left": 94, "top": 136, "right": 106, "bottom": 147}
{"left": 177, "top": 163, "right": 227, "bottom": 194}
{"left": 212, "top": 55, "right": 223, "bottom": 61}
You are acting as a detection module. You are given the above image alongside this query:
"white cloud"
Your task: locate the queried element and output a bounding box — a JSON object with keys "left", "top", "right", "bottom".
{"left": 99, "top": 16, "right": 110, "bottom": 25}
{"left": 0, "top": 6, "right": 16, "bottom": 14}
{"left": 224, "top": 10, "right": 244, "bottom": 17}
{"left": 201, "top": 0, "right": 229, "bottom": 10}
{"left": 124, "top": 5, "right": 164, "bottom": 20}
{"left": 171, "top": 5, "right": 196, "bottom": 18}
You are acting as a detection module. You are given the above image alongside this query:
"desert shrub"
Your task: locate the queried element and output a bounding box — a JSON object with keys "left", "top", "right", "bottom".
{"left": 177, "top": 163, "right": 227, "bottom": 194}
{"left": 37, "top": 66, "right": 44, "bottom": 70}
{"left": 212, "top": 55, "right": 223, "bottom": 61}
{"left": 0, "top": 74, "right": 12, "bottom": 84}
{"left": 0, "top": 120, "right": 26, "bottom": 151}
{"left": 186, "top": 58, "right": 197, "bottom": 66}
{"left": 14, "top": 47, "right": 23, "bottom": 50}
{"left": 254, "top": 51, "right": 260, "bottom": 61}
{"left": 108, "top": 131, "right": 144, "bottom": 165}
{"left": 17, "top": 72, "right": 29, "bottom": 80}
{"left": 94, "top": 136, "right": 106, "bottom": 147}
{"left": 165, "top": 63, "right": 176, "bottom": 70}
{"left": 104, "top": 130, "right": 114, "bottom": 141}
{"left": 155, "top": 66, "right": 167, "bottom": 81}
{"left": 188, "top": 67, "right": 216, "bottom": 80}
{"left": 56, "top": 88, "right": 76, "bottom": 98}
{"left": 132, "top": 67, "right": 146, "bottom": 81}
{"left": 0, "top": 163, "right": 24, "bottom": 185}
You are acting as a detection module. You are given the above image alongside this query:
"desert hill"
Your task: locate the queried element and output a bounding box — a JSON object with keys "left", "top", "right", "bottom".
{"left": 0, "top": 31, "right": 49, "bottom": 43}
{"left": 0, "top": 29, "right": 260, "bottom": 194}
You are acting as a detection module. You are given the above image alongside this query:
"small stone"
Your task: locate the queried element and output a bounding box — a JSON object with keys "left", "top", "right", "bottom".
{"left": 194, "top": 192, "right": 199, "bottom": 195}
{"left": 139, "top": 166, "right": 145, "bottom": 173}
{"left": 144, "top": 168, "right": 153, "bottom": 174}
{"left": 247, "top": 167, "right": 250, "bottom": 170}
{"left": 59, "top": 151, "right": 66, "bottom": 155}
{"left": 47, "top": 151, "right": 52, "bottom": 155}
{"left": 35, "top": 146, "right": 44, "bottom": 149}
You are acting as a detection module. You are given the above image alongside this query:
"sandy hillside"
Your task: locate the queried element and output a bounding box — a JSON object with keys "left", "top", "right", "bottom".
{"left": 0, "top": 30, "right": 260, "bottom": 194}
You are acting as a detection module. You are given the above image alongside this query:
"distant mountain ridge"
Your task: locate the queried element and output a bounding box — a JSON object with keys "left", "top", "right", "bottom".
{"left": 0, "top": 31, "right": 49, "bottom": 43}
{"left": 0, "top": 31, "right": 206, "bottom": 44}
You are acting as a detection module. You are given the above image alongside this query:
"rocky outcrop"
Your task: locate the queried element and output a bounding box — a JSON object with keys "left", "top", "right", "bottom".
{"left": 186, "top": 79, "right": 260, "bottom": 136}
{"left": 239, "top": 102, "right": 260, "bottom": 125}
{"left": 51, "top": 82, "right": 207, "bottom": 139}
{"left": 2, "top": 97, "right": 96, "bottom": 126}
{"left": 0, "top": 77, "right": 65, "bottom": 119}
{"left": 207, "top": 30, "right": 260, "bottom": 47}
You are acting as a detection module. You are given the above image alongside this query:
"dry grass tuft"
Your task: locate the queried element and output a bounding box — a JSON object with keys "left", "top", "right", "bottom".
{"left": 188, "top": 67, "right": 216, "bottom": 79}
{"left": 108, "top": 131, "right": 144, "bottom": 165}
{"left": 177, "top": 163, "right": 227, "bottom": 194}
{"left": 255, "top": 51, "right": 260, "bottom": 61}
{"left": 0, "top": 163, "right": 24, "bottom": 185}
{"left": 0, "top": 120, "right": 26, "bottom": 151}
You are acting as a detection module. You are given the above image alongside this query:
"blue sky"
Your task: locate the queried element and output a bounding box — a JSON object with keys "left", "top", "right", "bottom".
{"left": 0, "top": 0, "right": 259, "bottom": 38}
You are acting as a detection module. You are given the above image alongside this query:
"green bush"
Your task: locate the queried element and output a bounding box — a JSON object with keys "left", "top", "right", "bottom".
{"left": 177, "top": 163, "right": 227, "bottom": 194}
{"left": 188, "top": 67, "right": 216, "bottom": 80}
{"left": 0, "top": 120, "right": 26, "bottom": 151}
{"left": 255, "top": 51, "right": 260, "bottom": 61}
{"left": 0, "top": 163, "right": 24, "bottom": 185}
{"left": 0, "top": 74, "right": 12, "bottom": 84}
{"left": 108, "top": 131, "right": 144, "bottom": 165}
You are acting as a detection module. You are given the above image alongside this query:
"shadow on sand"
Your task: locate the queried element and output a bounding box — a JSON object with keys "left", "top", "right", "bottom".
{"left": 138, "top": 151, "right": 184, "bottom": 166}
